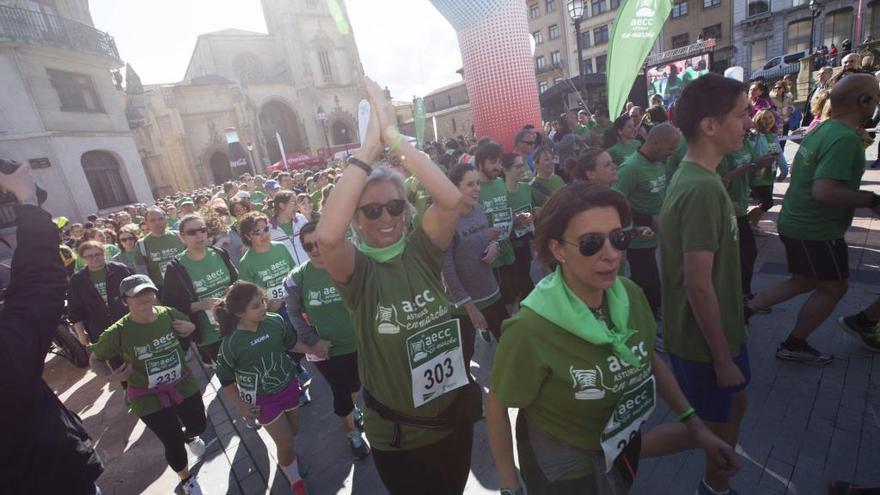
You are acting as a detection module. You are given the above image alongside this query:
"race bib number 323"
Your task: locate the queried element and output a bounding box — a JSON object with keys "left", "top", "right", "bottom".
{"left": 406, "top": 319, "right": 468, "bottom": 408}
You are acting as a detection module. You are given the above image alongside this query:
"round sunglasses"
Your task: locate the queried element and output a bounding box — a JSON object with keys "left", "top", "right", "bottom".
{"left": 359, "top": 199, "right": 406, "bottom": 220}
{"left": 561, "top": 228, "right": 632, "bottom": 257}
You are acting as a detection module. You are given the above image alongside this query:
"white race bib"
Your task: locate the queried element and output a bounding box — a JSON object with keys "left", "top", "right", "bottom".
{"left": 490, "top": 207, "right": 513, "bottom": 239}
{"left": 236, "top": 370, "right": 258, "bottom": 405}
{"left": 268, "top": 284, "right": 287, "bottom": 300}
{"left": 406, "top": 319, "right": 468, "bottom": 408}
{"left": 599, "top": 375, "right": 655, "bottom": 472}
{"left": 145, "top": 351, "right": 183, "bottom": 389}
{"left": 512, "top": 206, "right": 534, "bottom": 238}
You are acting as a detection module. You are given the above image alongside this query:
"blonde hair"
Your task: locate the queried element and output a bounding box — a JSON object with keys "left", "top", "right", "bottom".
{"left": 811, "top": 89, "right": 831, "bottom": 119}
{"left": 752, "top": 109, "right": 776, "bottom": 134}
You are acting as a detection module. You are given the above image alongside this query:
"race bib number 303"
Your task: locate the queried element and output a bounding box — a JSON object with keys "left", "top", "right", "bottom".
{"left": 145, "top": 352, "right": 183, "bottom": 389}
{"left": 406, "top": 319, "right": 468, "bottom": 408}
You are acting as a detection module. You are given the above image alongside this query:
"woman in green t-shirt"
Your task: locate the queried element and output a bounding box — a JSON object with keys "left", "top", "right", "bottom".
{"left": 603, "top": 115, "right": 641, "bottom": 166}
{"left": 486, "top": 183, "right": 738, "bottom": 495}
{"left": 498, "top": 153, "right": 535, "bottom": 313}
{"left": 215, "top": 281, "right": 311, "bottom": 495}
{"left": 87, "top": 274, "right": 206, "bottom": 495}
{"left": 316, "top": 77, "right": 475, "bottom": 495}
{"left": 566, "top": 147, "right": 618, "bottom": 187}
{"left": 238, "top": 211, "right": 296, "bottom": 311}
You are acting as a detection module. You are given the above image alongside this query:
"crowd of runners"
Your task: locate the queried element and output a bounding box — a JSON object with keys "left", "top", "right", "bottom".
{"left": 5, "top": 64, "right": 880, "bottom": 495}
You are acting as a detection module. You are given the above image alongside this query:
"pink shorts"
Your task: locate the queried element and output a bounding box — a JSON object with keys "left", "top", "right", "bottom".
{"left": 256, "top": 377, "right": 301, "bottom": 425}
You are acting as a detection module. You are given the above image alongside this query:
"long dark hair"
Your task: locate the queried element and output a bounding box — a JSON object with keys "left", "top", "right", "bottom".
{"left": 213, "top": 281, "right": 264, "bottom": 337}
{"left": 565, "top": 147, "right": 608, "bottom": 181}
{"left": 603, "top": 115, "right": 633, "bottom": 148}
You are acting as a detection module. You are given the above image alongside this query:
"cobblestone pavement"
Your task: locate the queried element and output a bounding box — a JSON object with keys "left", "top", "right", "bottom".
{"left": 49, "top": 144, "right": 880, "bottom": 494}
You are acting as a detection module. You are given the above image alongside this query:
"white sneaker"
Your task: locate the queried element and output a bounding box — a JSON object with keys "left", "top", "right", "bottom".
{"left": 186, "top": 437, "right": 206, "bottom": 459}
{"left": 175, "top": 475, "right": 204, "bottom": 495}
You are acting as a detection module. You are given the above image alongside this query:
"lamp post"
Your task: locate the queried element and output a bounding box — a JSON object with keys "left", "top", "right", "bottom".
{"left": 246, "top": 142, "right": 257, "bottom": 174}
{"left": 808, "top": 0, "right": 823, "bottom": 95}
{"left": 315, "top": 106, "right": 331, "bottom": 161}
{"left": 567, "top": 0, "right": 586, "bottom": 105}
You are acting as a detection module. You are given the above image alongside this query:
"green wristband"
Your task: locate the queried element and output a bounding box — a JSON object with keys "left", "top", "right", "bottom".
{"left": 677, "top": 407, "right": 696, "bottom": 422}
{"left": 388, "top": 135, "right": 404, "bottom": 153}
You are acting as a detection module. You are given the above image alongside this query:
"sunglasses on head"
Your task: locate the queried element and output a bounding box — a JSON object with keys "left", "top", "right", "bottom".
{"left": 302, "top": 241, "right": 319, "bottom": 253}
{"left": 562, "top": 228, "right": 632, "bottom": 257}
{"left": 250, "top": 226, "right": 270, "bottom": 235}
{"left": 184, "top": 226, "right": 208, "bottom": 236}
{"left": 359, "top": 199, "right": 406, "bottom": 220}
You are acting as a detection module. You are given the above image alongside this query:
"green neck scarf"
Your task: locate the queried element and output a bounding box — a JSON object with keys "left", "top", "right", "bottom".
{"left": 358, "top": 235, "right": 406, "bottom": 263}
{"left": 522, "top": 266, "right": 642, "bottom": 367}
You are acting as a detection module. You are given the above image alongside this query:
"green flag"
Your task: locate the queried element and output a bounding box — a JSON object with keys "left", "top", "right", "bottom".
{"left": 414, "top": 97, "right": 426, "bottom": 149}
{"left": 607, "top": 0, "right": 671, "bottom": 118}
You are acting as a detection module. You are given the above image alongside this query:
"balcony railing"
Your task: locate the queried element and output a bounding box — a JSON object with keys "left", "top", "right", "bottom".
{"left": 0, "top": 5, "right": 120, "bottom": 62}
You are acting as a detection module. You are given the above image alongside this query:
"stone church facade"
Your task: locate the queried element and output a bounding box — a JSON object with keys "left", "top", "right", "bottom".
{"left": 130, "top": 0, "right": 364, "bottom": 197}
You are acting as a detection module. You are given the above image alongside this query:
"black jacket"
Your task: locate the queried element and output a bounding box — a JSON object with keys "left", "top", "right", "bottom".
{"left": 67, "top": 261, "right": 133, "bottom": 341}
{"left": 162, "top": 246, "right": 237, "bottom": 345}
{"left": 0, "top": 205, "right": 103, "bottom": 494}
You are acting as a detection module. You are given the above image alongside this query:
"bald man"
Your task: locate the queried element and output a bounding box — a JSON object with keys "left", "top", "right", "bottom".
{"left": 615, "top": 123, "right": 680, "bottom": 318}
{"left": 748, "top": 74, "right": 880, "bottom": 360}
{"left": 841, "top": 52, "right": 861, "bottom": 72}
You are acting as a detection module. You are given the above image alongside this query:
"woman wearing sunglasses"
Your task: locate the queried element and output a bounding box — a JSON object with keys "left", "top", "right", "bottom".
{"left": 316, "top": 77, "right": 476, "bottom": 495}
{"left": 163, "top": 214, "right": 238, "bottom": 365}
{"left": 487, "top": 183, "right": 737, "bottom": 495}
{"left": 238, "top": 211, "right": 296, "bottom": 311}
{"left": 112, "top": 225, "right": 147, "bottom": 273}
{"left": 268, "top": 190, "right": 310, "bottom": 267}
{"left": 282, "top": 222, "right": 370, "bottom": 460}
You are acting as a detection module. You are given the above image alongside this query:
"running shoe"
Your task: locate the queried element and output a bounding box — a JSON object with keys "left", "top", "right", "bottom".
{"left": 291, "top": 479, "right": 308, "bottom": 495}
{"left": 695, "top": 479, "right": 740, "bottom": 495}
{"left": 838, "top": 315, "right": 880, "bottom": 352}
{"left": 479, "top": 328, "right": 492, "bottom": 343}
{"left": 348, "top": 430, "right": 371, "bottom": 460}
{"left": 186, "top": 437, "right": 206, "bottom": 459}
{"left": 353, "top": 405, "right": 364, "bottom": 431}
{"left": 175, "top": 475, "right": 204, "bottom": 495}
{"left": 775, "top": 339, "right": 834, "bottom": 365}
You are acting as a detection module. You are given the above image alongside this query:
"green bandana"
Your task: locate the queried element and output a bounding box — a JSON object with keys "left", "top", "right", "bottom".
{"left": 358, "top": 235, "right": 406, "bottom": 263}
{"left": 522, "top": 266, "right": 642, "bottom": 367}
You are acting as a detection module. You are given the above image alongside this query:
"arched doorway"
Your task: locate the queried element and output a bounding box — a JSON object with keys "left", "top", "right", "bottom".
{"left": 209, "top": 151, "right": 233, "bottom": 185}
{"left": 81, "top": 150, "right": 133, "bottom": 209}
{"left": 331, "top": 119, "right": 354, "bottom": 145}
{"left": 259, "top": 100, "right": 305, "bottom": 165}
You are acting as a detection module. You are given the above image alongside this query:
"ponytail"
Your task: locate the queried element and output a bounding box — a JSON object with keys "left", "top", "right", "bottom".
{"left": 215, "top": 281, "right": 264, "bottom": 337}
{"left": 213, "top": 299, "right": 237, "bottom": 338}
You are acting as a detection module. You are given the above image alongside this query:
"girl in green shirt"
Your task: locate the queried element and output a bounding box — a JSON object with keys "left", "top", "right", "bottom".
{"left": 603, "top": 115, "right": 641, "bottom": 166}
{"left": 486, "top": 183, "right": 738, "bottom": 495}
{"left": 499, "top": 153, "right": 536, "bottom": 314}
{"left": 566, "top": 147, "right": 618, "bottom": 187}
{"left": 316, "top": 77, "right": 476, "bottom": 495}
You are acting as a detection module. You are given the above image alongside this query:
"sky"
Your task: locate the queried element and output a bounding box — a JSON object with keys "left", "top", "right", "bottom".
{"left": 89, "top": 0, "right": 463, "bottom": 100}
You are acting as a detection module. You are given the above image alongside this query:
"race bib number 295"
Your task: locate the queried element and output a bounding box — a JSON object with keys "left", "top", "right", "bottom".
{"left": 406, "top": 319, "right": 468, "bottom": 408}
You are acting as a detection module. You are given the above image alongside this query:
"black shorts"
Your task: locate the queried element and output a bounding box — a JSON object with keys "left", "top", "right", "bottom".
{"left": 779, "top": 235, "right": 849, "bottom": 281}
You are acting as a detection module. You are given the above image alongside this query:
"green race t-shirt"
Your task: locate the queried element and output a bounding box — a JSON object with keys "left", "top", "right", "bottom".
{"left": 104, "top": 244, "right": 121, "bottom": 259}
{"left": 607, "top": 140, "right": 641, "bottom": 166}
{"left": 492, "top": 277, "right": 656, "bottom": 478}
{"left": 88, "top": 267, "right": 108, "bottom": 305}
{"left": 479, "top": 178, "right": 515, "bottom": 267}
{"left": 506, "top": 182, "right": 535, "bottom": 249}
{"left": 337, "top": 226, "right": 462, "bottom": 450}
{"left": 717, "top": 141, "right": 753, "bottom": 217}
{"left": 88, "top": 306, "right": 199, "bottom": 416}
{"left": 216, "top": 313, "right": 297, "bottom": 398}
{"left": 239, "top": 242, "right": 296, "bottom": 300}
{"left": 614, "top": 152, "right": 667, "bottom": 249}
{"left": 251, "top": 190, "right": 267, "bottom": 205}
{"left": 529, "top": 174, "right": 565, "bottom": 207}
{"left": 659, "top": 162, "right": 746, "bottom": 363}
{"left": 177, "top": 249, "right": 231, "bottom": 346}
{"left": 288, "top": 261, "right": 357, "bottom": 357}
{"left": 749, "top": 132, "right": 779, "bottom": 187}
{"left": 778, "top": 120, "right": 866, "bottom": 241}
{"left": 140, "top": 232, "right": 184, "bottom": 286}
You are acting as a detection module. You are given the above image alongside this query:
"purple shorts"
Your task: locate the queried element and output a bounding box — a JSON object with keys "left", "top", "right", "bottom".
{"left": 256, "top": 377, "right": 301, "bottom": 425}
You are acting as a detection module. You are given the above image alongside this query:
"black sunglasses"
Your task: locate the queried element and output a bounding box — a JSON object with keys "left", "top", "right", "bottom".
{"left": 183, "top": 227, "right": 208, "bottom": 236}
{"left": 562, "top": 228, "right": 632, "bottom": 257}
{"left": 302, "top": 241, "right": 318, "bottom": 253}
{"left": 119, "top": 236, "right": 137, "bottom": 242}
{"left": 250, "top": 226, "right": 270, "bottom": 235}
{"left": 359, "top": 199, "right": 406, "bottom": 220}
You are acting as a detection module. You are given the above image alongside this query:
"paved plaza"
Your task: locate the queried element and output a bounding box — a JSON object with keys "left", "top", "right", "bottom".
{"left": 47, "top": 143, "right": 880, "bottom": 494}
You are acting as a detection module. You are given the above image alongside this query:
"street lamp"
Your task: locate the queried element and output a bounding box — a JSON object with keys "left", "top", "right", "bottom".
{"left": 315, "top": 105, "right": 331, "bottom": 160}
{"left": 246, "top": 142, "right": 257, "bottom": 174}
{"left": 808, "top": 0, "right": 822, "bottom": 94}
{"left": 567, "top": 0, "right": 586, "bottom": 104}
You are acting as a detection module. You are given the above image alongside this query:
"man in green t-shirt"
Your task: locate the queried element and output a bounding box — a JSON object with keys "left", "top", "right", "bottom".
{"left": 476, "top": 141, "right": 515, "bottom": 270}
{"left": 138, "top": 207, "right": 184, "bottom": 290}
{"left": 615, "top": 123, "right": 678, "bottom": 317}
{"left": 659, "top": 74, "right": 752, "bottom": 495}
{"left": 747, "top": 74, "right": 880, "bottom": 360}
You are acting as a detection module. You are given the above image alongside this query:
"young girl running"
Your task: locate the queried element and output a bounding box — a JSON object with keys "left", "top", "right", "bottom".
{"left": 214, "top": 281, "right": 310, "bottom": 494}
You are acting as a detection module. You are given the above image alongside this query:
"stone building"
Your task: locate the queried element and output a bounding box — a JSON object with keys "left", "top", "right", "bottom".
{"left": 658, "top": 0, "right": 735, "bottom": 72}
{"left": 0, "top": 0, "right": 154, "bottom": 226}
{"left": 130, "top": 0, "right": 364, "bottom": 197}
{"left": 398, "top": 73, "right": 475, "bottom": 144}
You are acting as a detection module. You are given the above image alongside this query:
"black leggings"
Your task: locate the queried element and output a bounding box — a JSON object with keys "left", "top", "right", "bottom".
{"left": 139, "top": 393, "right": 207, "bottom": 472}
{"left": 626, "top": 247, "right": 661, "bottom": 318}
{"left": 313, "top": 352, "right": 361, "bottom": 417}
{"left": 372, "top": 421, "right": 474, "bottom": 495}
{"left": 737, "top": 216, "right": 757, "bottom": 295}
{"left": 458, "top": 298, "right": 510, "bottom": 365}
